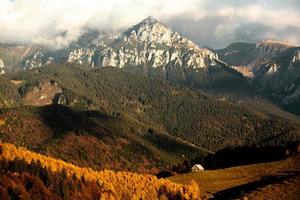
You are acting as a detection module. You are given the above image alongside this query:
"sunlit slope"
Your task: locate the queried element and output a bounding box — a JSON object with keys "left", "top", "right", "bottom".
{"left": 169, "top": 155, "right": 300, "bottom": 199}
{"left": 0, "top": 142, "right": 200, "bottom": 200}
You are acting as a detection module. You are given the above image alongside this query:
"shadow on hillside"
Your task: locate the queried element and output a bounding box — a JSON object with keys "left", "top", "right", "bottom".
{"left": 211, "top": 171, "right": 299, "bottom": 200}
{"left": 144, "top": 128, "right": 207, "bottom": 158}
{"left": 37, "top": 104, "right": 113, "bottom": 139}
{"left": 184, "top": 143, "right": 300, "bottom": 172}
{"left": 169, "top": 144, "right": 300, "bottom": 175}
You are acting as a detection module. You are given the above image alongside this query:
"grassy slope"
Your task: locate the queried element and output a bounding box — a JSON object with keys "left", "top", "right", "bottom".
{"left": 169, "top": 154, "right": 300, "bottom": 200}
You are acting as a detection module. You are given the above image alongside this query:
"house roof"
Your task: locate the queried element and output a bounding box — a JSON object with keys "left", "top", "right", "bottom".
{"left": 192, "top": 164, "right": 204, "bottom": 169}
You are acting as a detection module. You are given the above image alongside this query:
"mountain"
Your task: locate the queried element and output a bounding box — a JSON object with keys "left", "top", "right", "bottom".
{"left": 0, "top": 17, "right": 253, "bottom": 95}
{"left": 215, "top": 40, "right": 300, "bottom": 115}
{"left": 68, "top": 17, "right": 218, "bottom": 68}
{"left": 215, "top": 40, "right": 293, "bottom": 68}
{"left": 0, "top": 44, "right": 33, "bottom": 72}
{"left": 0, "top": 44, "right": 68, "bottom": 72}
{"left": 67, "top": 16, "right": 252, "bottom": 94}
{"left": 0, "top": 12, "right": 299, "bottom": 200}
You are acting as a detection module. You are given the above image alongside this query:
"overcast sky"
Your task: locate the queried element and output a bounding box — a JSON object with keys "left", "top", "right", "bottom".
{"left": 1, "top": 0, "right": 300, "bottom": 49}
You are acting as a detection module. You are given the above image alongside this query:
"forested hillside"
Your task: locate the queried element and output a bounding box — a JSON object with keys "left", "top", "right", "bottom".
{"left": 0, "top": 64, "right": 299, "bottom": 172}
{"left": 0, "top": 76, "right": 19, "bottom": 107}
{"left": 0, "top": 104, "right": 207, "bottom": 173}
{"left": 9, "top": 65, "right": 300, "bottom": 147}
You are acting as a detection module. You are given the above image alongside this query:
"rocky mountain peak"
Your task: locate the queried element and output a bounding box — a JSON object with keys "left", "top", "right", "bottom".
{"left": 140, "top": 16, "right": 159, "bottom": 25}
{"left": 14, "top": 17, "right": 218, "bottom": 73}
{"left": 123, "top": 16, "right": 171, "bottom": 43}
{"left": 67, "top": 16, "right": 218, "bottom": 69}
{"left": 128, "top": 16, "right": 162, "bottom": 31}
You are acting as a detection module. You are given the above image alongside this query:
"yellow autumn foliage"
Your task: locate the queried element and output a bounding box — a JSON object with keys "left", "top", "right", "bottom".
{"left": 0, "top": 117, "right": 5, "bottom": 126}
{"left": 0, "top": 143, "right": 200, "bottom": 199}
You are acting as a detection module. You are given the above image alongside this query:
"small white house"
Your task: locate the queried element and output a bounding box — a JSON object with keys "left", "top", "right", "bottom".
{"left": 191, "top": 164, "right": 204, "bottom": 171}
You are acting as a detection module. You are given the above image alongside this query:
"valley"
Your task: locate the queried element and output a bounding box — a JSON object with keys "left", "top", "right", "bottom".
{"left": 0, "top": 11, "right": 299, "bottom": 199}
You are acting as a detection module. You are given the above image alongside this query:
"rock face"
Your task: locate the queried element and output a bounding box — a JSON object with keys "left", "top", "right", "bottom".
{"left": 216, "top": 41, "right": 300, "bottom": 115}
{"left": 0, "top": 58, "right": 5, "bottom": 74}
{"left": 23, "top": 51, "right": 55, "bottom": 70}
{"left": 67, "top": 17, "right": 219, "bottom": 70}
{"left": 24, "top": 52, "right": 45, "bottom": 69}
{"left": 0, "top": 45, "right": 60, "bottom": 71}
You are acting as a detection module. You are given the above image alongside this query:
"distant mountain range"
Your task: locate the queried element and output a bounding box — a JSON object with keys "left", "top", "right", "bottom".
{"left": 215, "top": 40, "right": 300, "bottom": 115}
{"left": 0, "top": 18, "right": 299, "bottom": 113}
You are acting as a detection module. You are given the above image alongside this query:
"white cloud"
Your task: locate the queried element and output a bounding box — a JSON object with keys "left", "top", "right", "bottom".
{"left": 168, "top": 0, "right": 300, "bottom": 48}
{"left": 0, "top": 0, "right": 299, "bottom": 48}
{"left": 0, "top": 0, "right": 199, "bottom": 48}
{"left": 236, "top": 4, "right": 300, "bottom": 28}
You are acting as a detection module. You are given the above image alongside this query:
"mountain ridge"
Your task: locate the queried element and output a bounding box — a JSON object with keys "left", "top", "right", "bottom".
{"left": 215, "top": 41, "right": 300, "bottom": 115}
